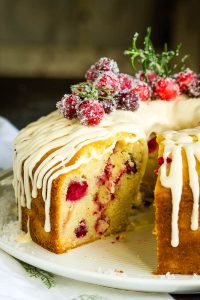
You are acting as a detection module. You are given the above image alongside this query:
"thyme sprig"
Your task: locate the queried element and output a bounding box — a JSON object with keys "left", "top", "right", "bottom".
{"left": 124, "top": 27, "right": 188, "bottom": 77}
{"left": 20, "top": 261, "right": 55, "bottom": 289}
{"left": 71, "top": 81, "right": 114, "bottom": 100}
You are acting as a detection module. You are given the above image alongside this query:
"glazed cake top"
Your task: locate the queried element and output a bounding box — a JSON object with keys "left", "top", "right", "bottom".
{"left": 13, "top": 97, "right": 200, "bottom": 235}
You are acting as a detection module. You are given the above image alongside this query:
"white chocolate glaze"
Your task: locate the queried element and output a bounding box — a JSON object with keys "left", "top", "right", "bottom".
{"left": 13, "top": 97, "right": 200, "bottom": 242}
{"left": 160, "top": 127, "right": 200, "bottom": 247}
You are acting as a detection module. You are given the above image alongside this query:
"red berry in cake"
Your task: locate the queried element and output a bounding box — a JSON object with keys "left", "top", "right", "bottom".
{"left": 66, "top": 180, "right": 88, "bottom": 201}
{"left": 75, "top": 219, "right": 88, "bottom": 238}
{"left": 157, "top": 156, "right": 172, "bottom": 165}
{"left": 117, "top": 90, "right": 139, "bottom": 111}
{"left": 154, "top": 168, "right": 159, "bottom": 175}
{"left": 125, "top": 159, "right": 137, "bottom": 174}
{"left": 85, "top": 57, "right": 119, "bottom": 82}
{"left": 148, "top": 137, "right": 158, "bottom": 154}
{"left": 157, "top": 156, "right": 164, "bottom": 165}
{"left": 118, "top": 73, "right": 133, "bottom": 91}
{"left": 153, "top": 77, "right": 179, "bottom": 100}
{"left": 132, "top": 80, "right": 152, "bottom": 101}
{"left": 100, "top": 99, "right": 117, "bottom": 114}
{"left": 77, "top": 99, "right": 105, "bottom": 126}
{"left": 95, "top": 216, "right": 110, "bottom": 235}
{"left": 175, "top": 68, "right": 196, "bottom": 93}
{"left": 94, "top": 194, "right": 105, "bottom": 212}
{"left": 166, "top": 156, "right": 172, "bottom": 163}
{"left": 188, "top": 79, "right": 200, "bottom": 98}
{"left": 56, "top": 94, "right": 80, "bottom": 119}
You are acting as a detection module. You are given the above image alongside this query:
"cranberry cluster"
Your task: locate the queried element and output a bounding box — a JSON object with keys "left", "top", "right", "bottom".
{"left": 57, "top": 57, "right": 200, "bottom": 126}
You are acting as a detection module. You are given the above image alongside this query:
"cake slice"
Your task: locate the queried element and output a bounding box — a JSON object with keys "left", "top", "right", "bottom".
{"left": 155, "top": 128, "right": 200, "bottom": 274}
{"left": 17, "top": 118, "right": 147, "bottom": 253}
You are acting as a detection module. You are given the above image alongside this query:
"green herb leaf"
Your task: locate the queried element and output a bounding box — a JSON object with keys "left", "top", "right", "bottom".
{"left": 124, "top": 27, "right": 188, "bottom": 78}
{"left": 20, "top": 261, "right": 55, "bottom": 289}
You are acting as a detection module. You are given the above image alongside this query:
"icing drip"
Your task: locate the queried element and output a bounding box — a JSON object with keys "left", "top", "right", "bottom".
{"left": 13, "top": 97, "right": 200, "bottom": 234}
{"left": 13, "top": 111, "right": 145, "bottom": 232}
{"left": 160, "top": 128, "right": 200, "bottom": 247}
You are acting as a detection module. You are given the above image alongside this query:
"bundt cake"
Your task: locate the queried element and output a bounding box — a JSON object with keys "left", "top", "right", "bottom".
{"left": 13, "top": 29, "right": 200, "bottom": 274}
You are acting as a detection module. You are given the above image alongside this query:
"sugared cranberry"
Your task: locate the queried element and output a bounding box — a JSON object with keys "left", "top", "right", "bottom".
{"left": 75, "top": 219, "right": 87, "bottom": 238}
{"left": 95, "top": 217, "right": 110, "bottom": 235}
{"left": 188, "top": 79, "right": 200, "bottom": 97}
{"left": 85, "top": 57, "right": 119, "bottom": 82}
{"left": 56, "top": 94, "right": 80, "bottom": 119}
{"left": 136, "top": 70, "right": 157, "bottom": 85}
{"left": 153, "top": 77, "right": 179, "bottom": 100}
{"left": 132, "top": 80, "right": 151, "bottom": 101}
{"left": 175, "top": 68, "right": 196, "bottom": 93}
{"left": 95, "top": 57, "right": 119, "bottom": 73}
{"left": 117, "top": 90, "right": 139, "bottom": 111}
{"left": 100, "top": 99, "right": 117, "bottom": 114}
{"left": 85, "top": 65, "right": 97, "bottom": 82}
{"left": 148, "top": 137, "right": 158, "bottom": 154}
{"left": 94, "top": 73, "right": 119, "bottom": 95}
{"left": 125, "top": 160, "right": 137, "bottom": 174}
{"left": 118, "top": 73, "right": 133, "bottom": 91}
{"left": 77, "top": 99, "right": 105, "bottom": 126}
{"left": 66, "top": 180, "right": 88, "bottom": 201}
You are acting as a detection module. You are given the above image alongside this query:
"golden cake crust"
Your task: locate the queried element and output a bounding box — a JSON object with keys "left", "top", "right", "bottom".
{"left": 155, "top": 149, "right": 200, "bottom": 274}
{"left": 21, "top": 132, "right": 144, "bottom": 253}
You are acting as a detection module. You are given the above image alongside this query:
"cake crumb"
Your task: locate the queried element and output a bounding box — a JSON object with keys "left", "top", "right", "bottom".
{"left": 97, "top": 266, "right": 127, "bottom": 277}
{"left": 159, "top": 272, "right": 175, "bottom": 279}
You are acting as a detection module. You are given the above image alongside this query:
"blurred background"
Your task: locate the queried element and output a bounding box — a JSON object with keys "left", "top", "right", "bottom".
{"left": 0, "top": 0, "right": 200, "bottom": 128}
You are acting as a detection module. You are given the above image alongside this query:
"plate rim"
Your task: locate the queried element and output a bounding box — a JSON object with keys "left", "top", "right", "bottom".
{"left": 0, "top": 239, "right": 200, "bottom": 293}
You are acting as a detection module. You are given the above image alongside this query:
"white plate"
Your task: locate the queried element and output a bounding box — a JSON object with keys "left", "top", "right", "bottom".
{"left": 0, "top": 170, "right": 200, "bottom": 294}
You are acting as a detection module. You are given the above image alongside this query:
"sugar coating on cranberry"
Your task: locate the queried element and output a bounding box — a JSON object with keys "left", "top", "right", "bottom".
{"left": 188, "top": 79, "right": 200, "bottom": 98}
{"left": 175, "top": 68, "right": 196, "bottom": 93}
{"left": 117, "top": 90, "right": 139, "bottom": 111}
{"left": 132, "top": 80, "right": 151, "bottom": 101}
{"left": 118, "top": 73, "right": 133, "bottom": 91}
{"left": 66, "top": 180, "right": 88, "bottom": 201}
{"left": 148, "top": 137, "right": 158, "bottom": 154}
{"left": 56, "top": 94, "right": 80, "bottom": 119}
{"left": 75, "top": 219, "right": 88, "bottom": 238}
{"left": 95, "top": 216, "right": 110, "bottom": 235}
{"left": 100, "top": 99, "right": 117, "bottom": 114}
{"left": 85, "top": 57, "right": 119, "bottom": 82}
{"left": 136, "top": 70, "right": 157, "bottom": 85}
{"left": 153, "top": 77, "right": 179, "bottom": 100}
{"left": 94, "top": 72, "right": 120, "bottom": 95}
{"left": 77, "top": 99, "right": 105, "bottom": 126}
